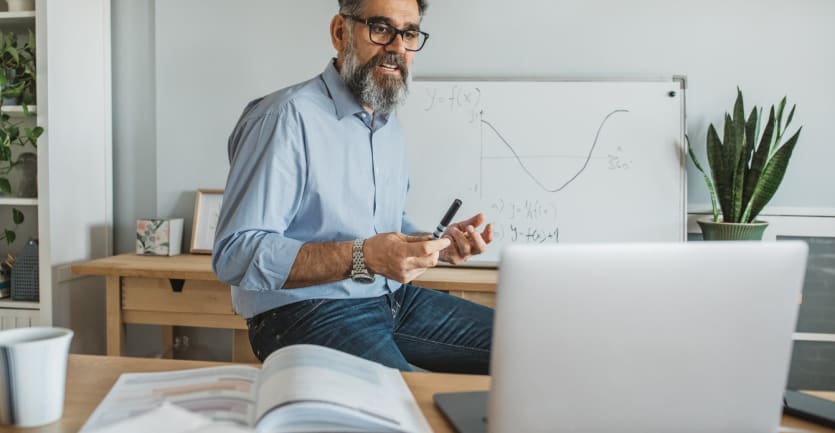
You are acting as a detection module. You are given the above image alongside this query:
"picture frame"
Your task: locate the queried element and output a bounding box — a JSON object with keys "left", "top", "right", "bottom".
{"left": 190, "top": 189, "right": 224, "bottom": 254}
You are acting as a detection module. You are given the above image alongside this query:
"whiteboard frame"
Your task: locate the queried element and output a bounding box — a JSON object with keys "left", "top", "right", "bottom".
{"left": 404, "top": 76, "right": 689, "bottom": 268}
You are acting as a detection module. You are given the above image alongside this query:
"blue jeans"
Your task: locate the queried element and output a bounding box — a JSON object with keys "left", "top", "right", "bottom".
{"left": 246, "top": 284, "right": 493, "bottom": 374}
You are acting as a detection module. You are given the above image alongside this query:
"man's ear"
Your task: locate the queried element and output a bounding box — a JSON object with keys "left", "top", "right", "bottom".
{"left": 330, "top": 15, "right": 346, "bottom": 51}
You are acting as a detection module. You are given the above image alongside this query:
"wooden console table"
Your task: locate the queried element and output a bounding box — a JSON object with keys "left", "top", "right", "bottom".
{"left": 71, "top": 254, "right": 497, "bottom": 363}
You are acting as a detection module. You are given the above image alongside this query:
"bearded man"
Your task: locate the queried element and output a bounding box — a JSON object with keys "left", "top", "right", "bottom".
{"left": 213, "top": 0, "right": 494, "bottom": 374}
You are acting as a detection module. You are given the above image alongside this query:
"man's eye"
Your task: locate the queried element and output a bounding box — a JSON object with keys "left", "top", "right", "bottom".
{"left": 370, "top": 24, "right": 392, "bottom": 35}
{"left": 403, "top": 31, "right": 419, "bottom": 41}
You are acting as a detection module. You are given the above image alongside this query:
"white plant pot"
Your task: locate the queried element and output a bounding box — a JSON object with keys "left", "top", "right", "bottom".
{"left": 5, "top": 0, "right": 35, "bottom": 12}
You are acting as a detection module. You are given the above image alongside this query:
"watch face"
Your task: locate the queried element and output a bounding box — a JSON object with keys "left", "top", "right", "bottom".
{"left": 352, "top": 273, "right": 375, "bottom": 284}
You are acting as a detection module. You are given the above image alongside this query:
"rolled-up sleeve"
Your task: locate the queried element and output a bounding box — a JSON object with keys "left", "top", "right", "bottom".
{"left": 212, "top": 104, "right": 307, "bottom": 291}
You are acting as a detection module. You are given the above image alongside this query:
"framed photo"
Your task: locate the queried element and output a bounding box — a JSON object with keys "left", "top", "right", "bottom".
{"left": 190, "top": 189, "right": 224, "bottom": 254}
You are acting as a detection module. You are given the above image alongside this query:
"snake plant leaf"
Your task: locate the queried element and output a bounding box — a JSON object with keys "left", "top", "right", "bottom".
{"left": 733, "top": 88, "right": 746, "bottom": 128}
{"left": 728, "top": 91, "right": 749, "bottom": 221}
{"left": 724, "top": 113, "right": 741, "bottom": 218}
{"left": 786, "top": 104, "right": 796, "bottom": 130}
{"left": 707, "top": 124, "right": 732, "bottom": 220}
{"left": 744, "top": 107, "right": 758, "bottom": 158}
{"left": 743, "top": 106, "right": 776, "bottom": 218}
{"left": 728, "top": 107, "right": 759, "bottom": 222}
{"left": 687, "top": 136, "right": 720, "bottom": 221}
{"left": 767, "top": 98, "right": 787, "bottom": 158}
{"left": 739, "top": 108, "right": 759, "bottom": 214}
{"left": 742, "top": 127, "right": 802, "bottom": 222}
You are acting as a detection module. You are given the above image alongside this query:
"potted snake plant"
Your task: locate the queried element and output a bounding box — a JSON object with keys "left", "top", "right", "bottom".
{"left": 688, "top": 89, "right": 802, "bottom": 240}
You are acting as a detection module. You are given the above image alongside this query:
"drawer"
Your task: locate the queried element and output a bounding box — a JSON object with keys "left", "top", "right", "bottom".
{"left": 121, "top": 278, "right": 235, "bottom": 315}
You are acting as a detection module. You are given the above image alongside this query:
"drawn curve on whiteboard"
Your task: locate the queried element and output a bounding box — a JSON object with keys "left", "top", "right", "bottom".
{"left": 479, "top": 109, "right": 629, "bottom": 194}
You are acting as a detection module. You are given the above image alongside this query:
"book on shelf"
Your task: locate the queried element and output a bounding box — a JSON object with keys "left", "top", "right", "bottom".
{"left": 81, "top": 344, "right": 433, "bottom": 433}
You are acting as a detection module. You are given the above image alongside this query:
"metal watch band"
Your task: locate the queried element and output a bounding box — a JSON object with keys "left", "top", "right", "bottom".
{"left": 351, "top": 239, "right": 374, "bottom": 283}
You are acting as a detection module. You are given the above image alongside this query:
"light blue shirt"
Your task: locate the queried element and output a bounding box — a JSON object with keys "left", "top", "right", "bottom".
{"left": 213, "top": 60, "right": 422, "bottom": 319}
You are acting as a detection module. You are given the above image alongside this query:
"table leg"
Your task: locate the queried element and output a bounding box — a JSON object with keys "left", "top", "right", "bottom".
{"left": 161, "top": 326, "right": 174, "bottom": 359}
{"left": 106, "top": 275, "right": 125, "bottom": 356}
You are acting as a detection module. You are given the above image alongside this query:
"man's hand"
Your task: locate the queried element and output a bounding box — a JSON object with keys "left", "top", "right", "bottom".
{"left": 364, "top": 233, "right": 451, "bottom": 283}
{"left": 439, "top": 213, "right": 493, "bottom": 265}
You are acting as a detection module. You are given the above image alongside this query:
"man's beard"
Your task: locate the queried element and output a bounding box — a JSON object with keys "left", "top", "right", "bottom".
{"left": 340, "top": 39, "right": 410, "bottom": 114}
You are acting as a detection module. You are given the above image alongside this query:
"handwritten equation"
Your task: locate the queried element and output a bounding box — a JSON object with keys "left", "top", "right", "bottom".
{"left": 491, "top": 198, "right": 556, "bottom": 221}
{"left": 423, "top": 85, "right": 482, "bottom": 123}
{"left": 489, "top": 198, "right": 559, "bottom": 244}
{"left": 607, "top": 146, "right": 632, "bottom": 171}
{"left": 492, "top": 223, "right": 559, "bottom": 244}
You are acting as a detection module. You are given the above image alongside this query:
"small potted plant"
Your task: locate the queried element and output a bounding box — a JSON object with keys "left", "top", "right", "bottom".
{"left": 0, "top": 31, "right": 36, "bottom": 107}
{"left": 688, "top": 88, "right": 801, "bottom": 240}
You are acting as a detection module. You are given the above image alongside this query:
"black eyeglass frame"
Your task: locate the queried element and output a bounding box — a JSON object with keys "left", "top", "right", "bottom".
{"left": 341, "top": 14, "right": 430, "bottom": 52}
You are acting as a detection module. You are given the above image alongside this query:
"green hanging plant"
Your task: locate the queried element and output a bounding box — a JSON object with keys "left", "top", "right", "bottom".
{"left": 0, "top": 30, "right": 41, "bottom": 246}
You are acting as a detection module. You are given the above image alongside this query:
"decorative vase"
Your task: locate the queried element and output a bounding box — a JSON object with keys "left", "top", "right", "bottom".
{"left": 5, "top": 0, "right": 35, "bottom": 12}
{"left": 697, "top": 218, "right": 768, "bottom": 241}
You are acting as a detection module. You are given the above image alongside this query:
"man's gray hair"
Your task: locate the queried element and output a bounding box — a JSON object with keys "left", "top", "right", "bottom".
{"left": 338, "top": 0, "right": 428, "bottom": 17}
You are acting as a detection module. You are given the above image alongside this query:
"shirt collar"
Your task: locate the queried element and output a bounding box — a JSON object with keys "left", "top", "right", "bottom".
{"left": 321, "top": 59, "right": 391, "bottom": 126}
{"left": 321, "top": 59, "right": 366, "bottom": 120}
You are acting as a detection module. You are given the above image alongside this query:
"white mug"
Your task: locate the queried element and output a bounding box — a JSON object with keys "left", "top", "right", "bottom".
{"left": 0, "top": 327, "right": 73, "bottom": 427}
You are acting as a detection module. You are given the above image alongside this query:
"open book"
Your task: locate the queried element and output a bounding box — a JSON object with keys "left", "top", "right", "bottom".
{"left": 81, "top": 344, "right": 433, "bottom": 433}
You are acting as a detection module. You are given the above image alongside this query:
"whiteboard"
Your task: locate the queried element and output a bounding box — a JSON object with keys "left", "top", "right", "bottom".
{"left": 400, "top": 79, "right": 686, "bottom": 266}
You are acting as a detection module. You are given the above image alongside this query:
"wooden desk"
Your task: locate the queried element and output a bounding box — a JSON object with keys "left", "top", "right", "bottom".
{"left": 3, "top": 355, "right": 832, "bottom": 433}
{"left": 71, "top": 254, "right": 497, "bottom": 362}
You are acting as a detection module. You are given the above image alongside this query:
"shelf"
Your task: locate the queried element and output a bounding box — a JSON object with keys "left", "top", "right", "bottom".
{"left": 0, "top": 197, "right": 37, "bottom": 206}
{"left": 0, "top": 11, "right": 35, "bottom": 25}
{"left": 0, "top": 299, "right": 39, "bottom": 310}
{"left": 1, "top": 105, "right": 37, "bottom": 115}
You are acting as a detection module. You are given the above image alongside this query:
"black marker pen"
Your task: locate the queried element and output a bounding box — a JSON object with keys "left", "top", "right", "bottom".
{"left": 433, "top": 199, "right": 462, "bottom": 239}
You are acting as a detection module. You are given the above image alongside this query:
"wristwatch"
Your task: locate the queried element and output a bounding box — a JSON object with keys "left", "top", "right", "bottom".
{"left": 350, "top": 239, "right": 375, "bottom": 284}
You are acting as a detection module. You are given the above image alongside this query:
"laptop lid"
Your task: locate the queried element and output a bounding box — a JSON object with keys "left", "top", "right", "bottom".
{"left": 488, "top": 242, "right": 807, "bottom": 433}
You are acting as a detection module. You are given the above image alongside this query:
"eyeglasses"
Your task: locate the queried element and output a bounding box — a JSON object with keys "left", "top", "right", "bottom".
{"left": 341, "top": 14, "right": 429, "bottom": 52}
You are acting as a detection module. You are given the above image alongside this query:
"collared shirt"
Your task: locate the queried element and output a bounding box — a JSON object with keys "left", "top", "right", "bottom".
{"left": 213, "top": 60, "right": 422, "bottom": 319}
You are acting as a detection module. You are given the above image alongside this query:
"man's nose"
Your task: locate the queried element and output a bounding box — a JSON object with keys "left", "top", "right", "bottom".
{"left": 385, "top": 33, "right": 408, "bottom": 54}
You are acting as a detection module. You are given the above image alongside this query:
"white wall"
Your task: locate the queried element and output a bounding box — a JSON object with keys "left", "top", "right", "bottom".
{"left": 113, "top": 0, "right": 157, "bottom": 254}
{"left": 46, "top": 0, "right": 113, "bottom": 353}
{"left": 112, "top": 0, "right": 835, "bottom": 359}
{"left": 151, "top": 0, "right": 835, "bottom": 223}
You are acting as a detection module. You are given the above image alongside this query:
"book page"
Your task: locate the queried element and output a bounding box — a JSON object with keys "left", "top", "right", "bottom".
{"left": 86, "top": 402, "right": 254, "bottom": 433}
{"left": 254, "top": 345, "right": 431, "bottom": 433}
{"left": 81, "top": 365, "right": 260, "bottom": 432}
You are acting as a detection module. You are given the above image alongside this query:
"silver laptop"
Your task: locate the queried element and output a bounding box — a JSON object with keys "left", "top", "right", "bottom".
{"left": 437, "top": 241, "right": 808, "bottom": 433}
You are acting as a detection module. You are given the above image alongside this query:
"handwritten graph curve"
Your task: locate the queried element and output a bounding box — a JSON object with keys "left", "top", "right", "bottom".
{"left": 480, "top": 109, "right": 629, "bottom": 193}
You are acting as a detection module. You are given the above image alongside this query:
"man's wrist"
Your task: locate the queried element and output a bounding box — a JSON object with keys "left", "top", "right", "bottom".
{"left": 350, "top": 238, "right": 374, "bottom": 284}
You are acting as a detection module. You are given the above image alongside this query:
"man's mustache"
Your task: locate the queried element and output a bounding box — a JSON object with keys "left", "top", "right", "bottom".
{"left": 365, "top": 53, "right": 408, "bottom": 79}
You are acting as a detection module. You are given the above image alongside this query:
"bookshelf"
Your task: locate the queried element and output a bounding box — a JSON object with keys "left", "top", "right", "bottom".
{"left": 0, "top": 2, "right": 45, "bottom": 329}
